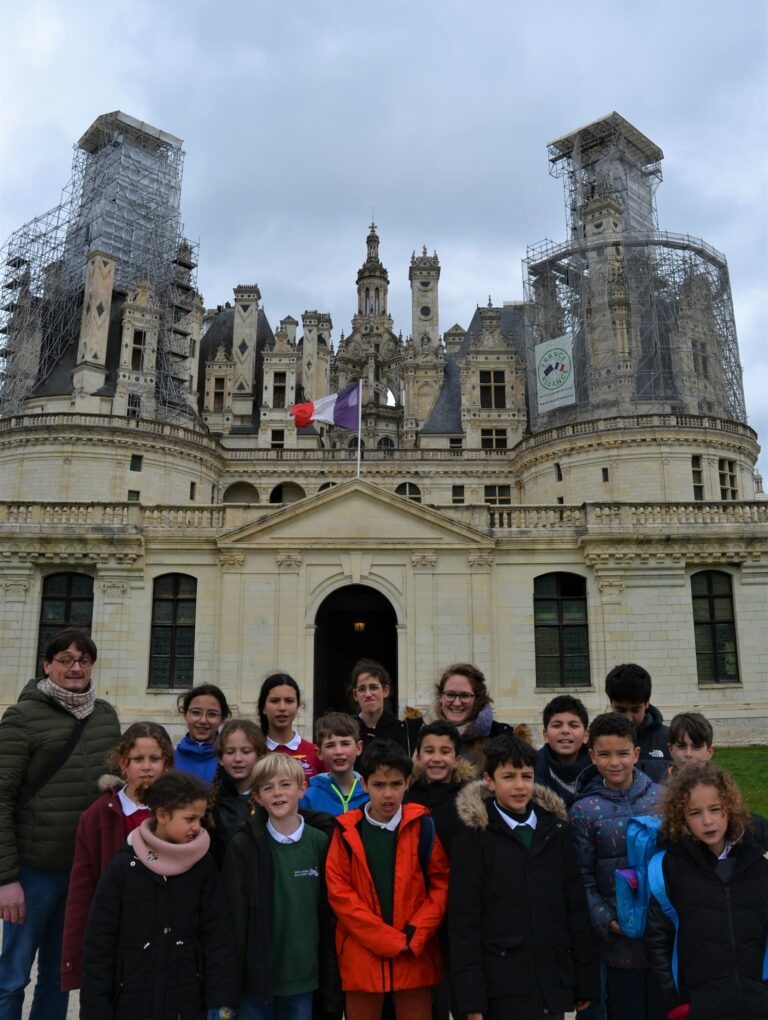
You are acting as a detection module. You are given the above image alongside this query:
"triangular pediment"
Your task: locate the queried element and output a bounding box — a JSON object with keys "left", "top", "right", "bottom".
{"left": 218, "top": 478, "right": 494, "bottom": 550}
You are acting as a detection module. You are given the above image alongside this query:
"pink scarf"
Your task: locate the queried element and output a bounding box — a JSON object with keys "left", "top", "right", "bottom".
{"left": 128, "top": 819, "right": 210, "bottom": 876}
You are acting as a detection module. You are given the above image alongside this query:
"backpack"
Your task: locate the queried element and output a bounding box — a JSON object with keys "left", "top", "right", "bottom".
{"left": 615, "top": 814, "right": 663, "bottom": 938}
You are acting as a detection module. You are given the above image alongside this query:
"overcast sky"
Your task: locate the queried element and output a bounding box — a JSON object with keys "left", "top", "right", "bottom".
{"left": 1, "top": 0, "right": 766, "bottom": 474}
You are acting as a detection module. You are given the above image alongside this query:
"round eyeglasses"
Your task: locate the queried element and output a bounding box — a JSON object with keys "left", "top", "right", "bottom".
{"left": 52, "top": 655, "right": 93, "bottom": 668}
{"left": 441, "top": 691, "right": 475, "bottom": 704}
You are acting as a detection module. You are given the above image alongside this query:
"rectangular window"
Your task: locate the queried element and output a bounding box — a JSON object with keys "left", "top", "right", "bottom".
{"left": 484, "top": 485, "right": 511, "bottom": 505}
{"left": 481, "top": 428, "right": 507, "bottom": 451}
{"left": 718, "top": 459, "right": 737, "bottom": 500}
{"left": 273, "top": 371, "right": 287, "bottom": 409}
{"left": 189, "top": 482, "right": 197, "bottom": 501}
{"left": 271, "top": 429, "right": 285, "bottom": 450}
{"left": 555, "top": 462, "right": 563, "bottom": 481}
{"left": 452, "top": 485, "right": 465, "bottom": 505}
{"left": 149, "top": 574, "right": 197, "bottom": 689}
{"left": 602, "top": 467, "right": 609, "bottom": 483}
{"left": 127, "top": 490, "right": 140, "bottom": 502}
{"left": 692, "top": 455, "right": 704, "bottom": 501}
{"left": 480, "top": 370, "right": 506, "bottom": 409}
{"left": 36, "top": 572, "right": 94, "bottom": 671}
{"left": 534, "top": 572, "right": 591, "bottom": 687}
{"left": 131, "top": 330, "right": 146, "bottom": 372}
{"left": 213, "top": 377, "right": 225, "bottom": 413}
{"left": 692, "top": 571, "right": 740, "bottom": 684}
{"left": 130, "top": 454, "right": 143, "bottom": 472}
{"left": 127, "top": 394, "right": 141, "bottom": 419}
{"left": 449, "top": 437, "right": 463, "bottom": 455}
{"left": 557, "top": 496, "right": 564, "bottom": 505}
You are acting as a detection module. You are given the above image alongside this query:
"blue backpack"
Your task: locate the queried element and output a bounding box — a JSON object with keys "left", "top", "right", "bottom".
{"left": 614, "top": 814, "right": 663, "bottom": 938}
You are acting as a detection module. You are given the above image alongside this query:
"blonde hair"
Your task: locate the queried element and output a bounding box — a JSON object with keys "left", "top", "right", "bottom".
{"left": 250, "top": 752, "right": 306, "bottom": 791}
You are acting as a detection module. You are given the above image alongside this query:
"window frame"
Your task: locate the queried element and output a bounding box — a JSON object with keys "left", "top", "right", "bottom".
{"left": 691, "top": 570, "right": 740, "bottom": 685}
{"left": 149, "top": 573, "right": 197, "bottom": 690}
{"left": 36, "top": 572, "right": 95, "bottom": 672}
{"left": 479, "top": 369, "right": 506, "bottom": 409}
{"left": 533, "top": 572, "right": 591, "bottom": 689}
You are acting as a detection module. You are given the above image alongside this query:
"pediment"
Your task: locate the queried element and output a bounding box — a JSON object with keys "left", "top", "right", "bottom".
{"left": 218, "top": 478, "right": 494, "bottom": 550}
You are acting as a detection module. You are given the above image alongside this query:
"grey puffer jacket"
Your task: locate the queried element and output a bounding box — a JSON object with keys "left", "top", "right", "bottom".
{"left": 0, "top": 679, "right": 121, "bottom": 883}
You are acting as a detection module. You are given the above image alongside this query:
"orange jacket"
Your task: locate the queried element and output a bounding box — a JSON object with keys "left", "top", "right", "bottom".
{"left": 325, "top": 802, "right": 449, "bottom": 992}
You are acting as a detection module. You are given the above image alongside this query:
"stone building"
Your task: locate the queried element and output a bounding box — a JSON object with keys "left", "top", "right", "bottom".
{"left": 0, "top": 111, "right": 765, "bottom": 740}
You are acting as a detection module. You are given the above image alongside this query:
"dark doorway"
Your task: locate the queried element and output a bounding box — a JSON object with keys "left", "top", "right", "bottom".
{"left": 313, "top": 585, "right": 398, "bottom": 720}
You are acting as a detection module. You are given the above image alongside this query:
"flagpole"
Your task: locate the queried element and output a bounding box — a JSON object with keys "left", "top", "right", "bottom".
{"left": 356, "top": 378, "right": 363, "bottom": 479}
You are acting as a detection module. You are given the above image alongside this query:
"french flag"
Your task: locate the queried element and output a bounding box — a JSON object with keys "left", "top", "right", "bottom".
{"left": 290, "top": 381, "right": 360, "bottom": 430}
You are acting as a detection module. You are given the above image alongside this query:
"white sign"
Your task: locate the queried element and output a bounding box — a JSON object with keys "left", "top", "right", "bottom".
{"left": 535, "top": 334, "right": 576, "bottom": 413}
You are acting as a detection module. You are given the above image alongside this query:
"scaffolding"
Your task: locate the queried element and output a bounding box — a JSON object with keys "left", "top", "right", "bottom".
{"left": 0, "top": 111, "right": 198, "bottom": 420}
{"left": 524, "top": 113, "right": 746, "bottom": 431}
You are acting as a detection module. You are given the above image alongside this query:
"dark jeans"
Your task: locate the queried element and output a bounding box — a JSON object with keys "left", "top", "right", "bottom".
{"left": 0, "top": 866, "right": 70, "bottom": 1020}
{"left": 606, "top": 967, "right": 665, "bottom": 1020}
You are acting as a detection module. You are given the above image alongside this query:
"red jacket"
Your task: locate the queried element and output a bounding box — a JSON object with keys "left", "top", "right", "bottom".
{"left": 61, "top": 785, "right": 141, "bottom": 990}
{"left": 325, "top": 802, "right": 449, "bottom": 992}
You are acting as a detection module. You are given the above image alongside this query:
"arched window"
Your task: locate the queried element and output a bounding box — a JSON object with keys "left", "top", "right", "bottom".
{"left": 375, "top": 287, "right": 380, "bottom": 315}
{"left": 37, "top": 572, "right": 94, "bottom": 671}
{"left": 377, "top": 436, "right": 395, "bottom": 459}
{"left": 691, "top": 570, "right": 740, "bottom": 684}
{"left": 222, "top": 481, "right": 259, "bottom": 504}
{"left": 395, "top": 482, "right": 421, "bottom": 503}
{"left": 269, "top": 482, "right": 306, "bottom": 504}
{"left": 149, "top": 574, "right": 197, "bottom": 689}
{"left": 533, "top": 573, "right": 590, "bottom": 688}
{"left": 365, "top": 288, "right": 370, "bottom": 315}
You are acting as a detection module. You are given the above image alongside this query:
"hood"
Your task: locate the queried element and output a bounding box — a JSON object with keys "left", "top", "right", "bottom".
{"left": 411, "top": 757, "right": 478, "bottom": 785}
{"left": 98, "top": 773, "right": 123, "bottom": 793}
{"left": 176, "top": 733, "right": 217, "bottom": 758}
{"left": 572, "top": 763, "right": 656, "bottom": 804}
{"left": 638, "top": 703, "right": 665, "bottom": 733}
{"left": 456, "top": 778, "right": 568, "bottom": 831}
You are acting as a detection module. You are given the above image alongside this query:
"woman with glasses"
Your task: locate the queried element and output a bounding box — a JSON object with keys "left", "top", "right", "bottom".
{"left": 350, "top": 658, "right": 422, "bottom": 758}
{"left": 433, "top": 663, "right": 531, "bottom": 770}
{"left": 173, "top": 683, "right": 231, "bottom": 783}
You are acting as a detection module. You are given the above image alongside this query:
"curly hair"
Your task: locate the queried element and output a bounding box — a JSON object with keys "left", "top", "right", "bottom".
{"left": 106, "top": 721, "right": 174, "bottom": 774}
{"left": 140, "top": 770, "right": 209, "bottom": 813}
{"left": 659, "top": 763, "right": 752, "bottom": 845}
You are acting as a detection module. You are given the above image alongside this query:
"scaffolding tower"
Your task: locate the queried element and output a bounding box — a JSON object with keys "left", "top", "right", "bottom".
{"left": 0, "top": 111, "right": 199, "bottom": 421}
{"left": 524, "top": 113, "right": 746, "bottom": 431}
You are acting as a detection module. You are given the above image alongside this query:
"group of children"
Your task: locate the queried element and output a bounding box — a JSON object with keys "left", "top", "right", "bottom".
{"left": 64, "top": 665, "right": 766, "bottom": 1020}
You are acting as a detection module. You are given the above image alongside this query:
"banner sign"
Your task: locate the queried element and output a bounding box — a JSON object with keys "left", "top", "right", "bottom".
{"left": 535, "top": 334, "right": 576, "bottom": 413}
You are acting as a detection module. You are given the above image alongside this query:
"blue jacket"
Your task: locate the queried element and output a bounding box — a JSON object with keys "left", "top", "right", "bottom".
{"left": 300, "top": 772, "right": 369, "bottom": 816}
{"left": 174, "top": 734, "right": 218, "bottom": 783}
{"left": 569, "top": 765, "right": 661, "bottom": 969}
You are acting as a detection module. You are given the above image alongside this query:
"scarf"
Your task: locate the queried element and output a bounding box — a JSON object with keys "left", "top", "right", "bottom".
{"left": 37, "top": 677, "right": 96, "bottom": 720}
{"left": 129, "top": 818, "right": 211, "bottom": 877}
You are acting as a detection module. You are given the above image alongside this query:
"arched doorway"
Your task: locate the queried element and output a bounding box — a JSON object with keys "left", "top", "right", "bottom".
{"left": 313, "top": 584, "right": 398, "bottom": 718}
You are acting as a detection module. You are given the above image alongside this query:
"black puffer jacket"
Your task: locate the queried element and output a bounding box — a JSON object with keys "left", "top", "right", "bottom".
{"left": 404, "top": 758, "right": 477, "bottom": 856}
{"left": 645, "top": 834, "right": 768, "bottom": 1020}
{"left": 449, "top": 781, "right": 599, "bottom": 1019}
{"left": 81, "top": 842, "right": 239, "bottom": 1020}
{"left": 0, "top": 679, "right": 120, "bottom": 883}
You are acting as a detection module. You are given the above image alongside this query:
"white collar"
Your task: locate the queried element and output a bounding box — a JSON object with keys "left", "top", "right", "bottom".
{"left": 117, "top": 785, "right": 150, "bottom": 817}
{"left": 266, "top": 731, "right": 301, "bottom": 752}
{"left": 267, "top": 816, "right": 305, "bottom": 843}
{"left": 494, "top": 803, "right": 537, "bottom": 832}
{"left": 364, "top": 802, "right": 402, "bottom": 831}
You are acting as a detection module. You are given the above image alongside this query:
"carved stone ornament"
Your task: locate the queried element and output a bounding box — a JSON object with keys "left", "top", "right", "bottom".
{"left": 275, "top": 552, "right": 302, "bottom": 570}
{"left": 99, "top": 580, "right": 127, "bottom": 598}
{"left": 467, "top": 552, "right": 494, "bottom": 569}
{"left": 411, "top": 552, "right": 437, "bottom": 569}
{"left": 219, "top": 552, "right": 245, "bottom": 569}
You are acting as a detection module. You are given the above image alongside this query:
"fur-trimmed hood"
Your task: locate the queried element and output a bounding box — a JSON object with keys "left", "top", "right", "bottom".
{"left": 428, "top": 700, "right": 533, "bottom": 746}
{"left": 411, "top": 756, "right": 478, "bottom": 784}
{"left": 456, "top": 778, "right": 568, "bottom": 830}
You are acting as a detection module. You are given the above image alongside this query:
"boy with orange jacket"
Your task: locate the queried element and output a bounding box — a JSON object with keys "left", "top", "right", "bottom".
{"left": 325, "top": 739, "right": 449, "bottom": 1020}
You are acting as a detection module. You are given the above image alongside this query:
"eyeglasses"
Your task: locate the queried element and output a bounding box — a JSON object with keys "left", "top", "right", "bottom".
{"left": 441, "top": 691, "right": 475, "bottom": 704}
{"left": 52, "top": 655, "right": 93, "bottom": 668}
{"left": 186, "top": 708, "right": 222, "bottom": 721}
{"left": 355, "top": 684, "right": 383, "bottom": 694}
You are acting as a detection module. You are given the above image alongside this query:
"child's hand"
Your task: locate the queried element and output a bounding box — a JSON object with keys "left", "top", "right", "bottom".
{"left": 575, "top": 1002, "right": 591, "bottom": 1012}
{"left": 609, "top": 919, "right": 621, "bottom": 934}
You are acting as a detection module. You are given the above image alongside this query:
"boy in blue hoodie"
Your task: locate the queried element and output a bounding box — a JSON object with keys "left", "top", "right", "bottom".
{"left": 569, "top": 712, "right": 663, "bottom": 1020}
{"left": 300, "top": 712, "right": 369, "bottom": 816}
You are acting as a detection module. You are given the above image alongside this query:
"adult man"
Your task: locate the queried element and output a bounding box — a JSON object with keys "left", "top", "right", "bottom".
{"left": 0, "top": 627, "right": 120, "bottom": 1019}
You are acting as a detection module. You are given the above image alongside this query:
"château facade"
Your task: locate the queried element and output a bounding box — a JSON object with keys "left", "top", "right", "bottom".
{"left": 0, "top": 111, "right": 765, "bottom": 741}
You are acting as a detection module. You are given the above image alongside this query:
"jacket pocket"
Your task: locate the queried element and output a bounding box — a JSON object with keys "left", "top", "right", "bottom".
{"left": 482, "top": 935, "right": 531, "bottom": 995}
